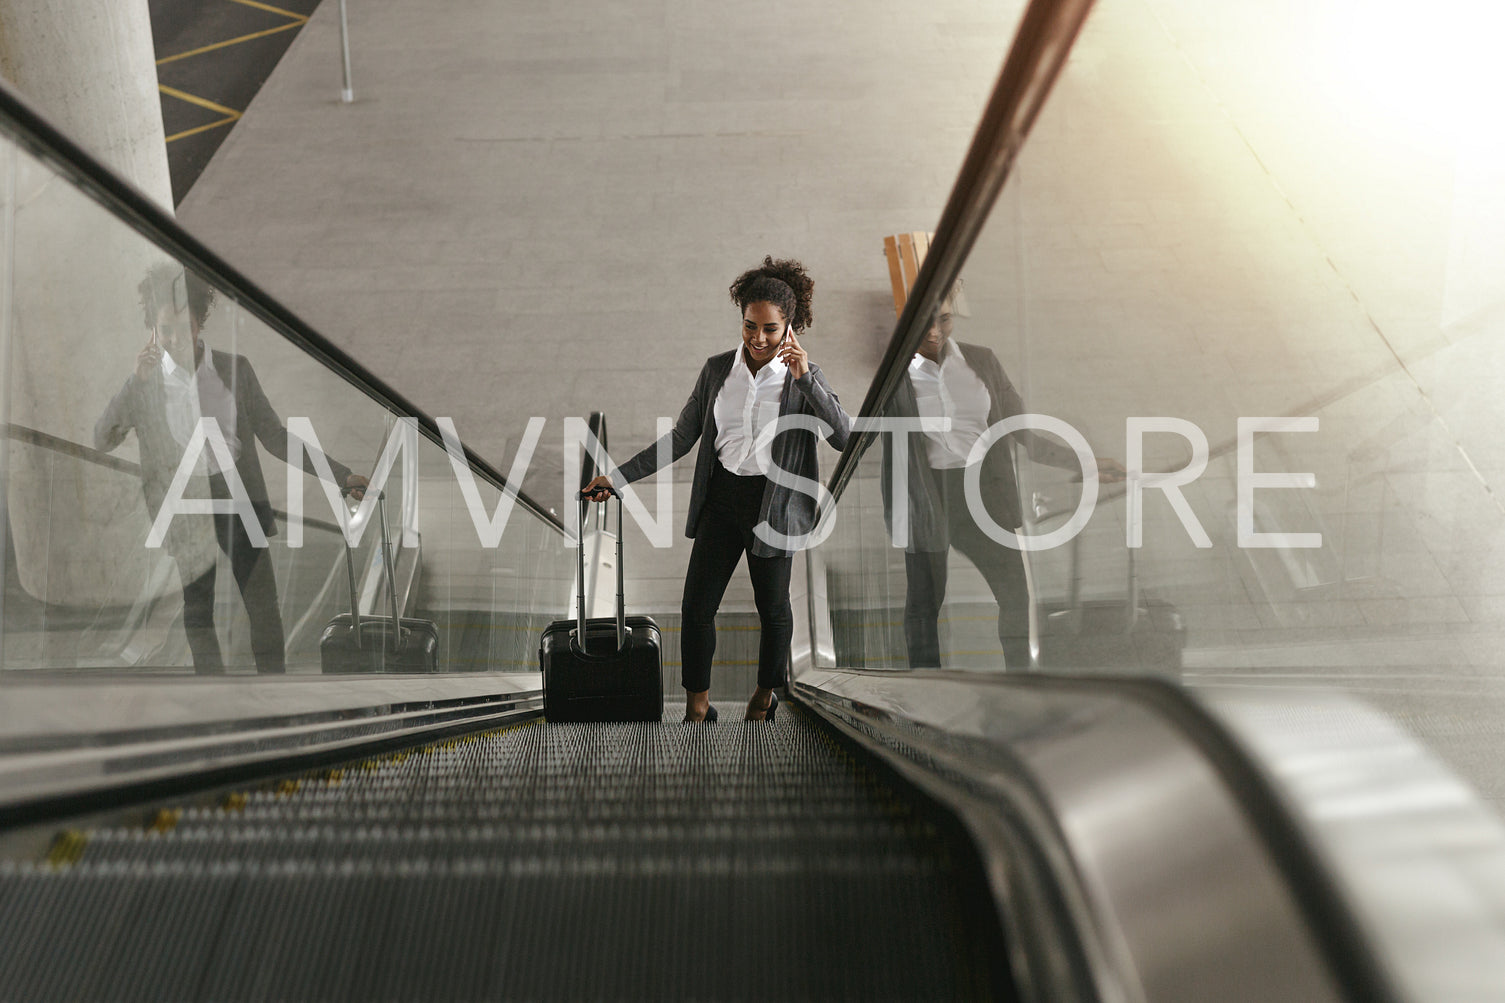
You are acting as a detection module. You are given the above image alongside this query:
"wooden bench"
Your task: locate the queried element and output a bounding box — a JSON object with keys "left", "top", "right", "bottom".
{"left": 882, "top": 231, "right": 933, "bottom": 318}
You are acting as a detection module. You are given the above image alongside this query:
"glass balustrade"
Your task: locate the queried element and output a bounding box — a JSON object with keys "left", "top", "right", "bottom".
{"left": 0, "top": 120, "right": 570, "bottom": 685}
{"left": 811, "top": 0, "right": 1505, "bottom": 818}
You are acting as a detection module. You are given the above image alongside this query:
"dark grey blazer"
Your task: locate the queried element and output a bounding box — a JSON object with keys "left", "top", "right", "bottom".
{"left": 95, "top": 349, "right": 354, "bottom": 540}
{"left": 881, "top": 341, "right": 1078, "bottom": 553}
{"left": 616, "top": 350, "right": 851, "bottom": 557}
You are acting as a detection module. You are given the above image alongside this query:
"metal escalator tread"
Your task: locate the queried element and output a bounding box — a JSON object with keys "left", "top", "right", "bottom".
{"left": 0, "top": 705, "right": 1004, "bottom": 1001}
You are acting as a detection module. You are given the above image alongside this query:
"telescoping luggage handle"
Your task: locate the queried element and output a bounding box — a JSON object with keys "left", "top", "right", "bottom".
{"left": 1011, "top": 442, "right": 1140, "bottom": 670}
{"left": 576, "top": 486, "right": 627, "bottom": 655}
{"left": 342, "top": 492, "right": 403, "bottom": 655}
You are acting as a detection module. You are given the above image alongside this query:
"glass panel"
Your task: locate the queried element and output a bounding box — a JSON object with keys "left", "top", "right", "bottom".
{"left": 0, "top": 129, "right": 568, "bottom": 686}
{"left": 816, "top": 0, "right": 1505, "bottom": 810}
{"left": 410, "top": 435, "right": 572, "bottom": 675}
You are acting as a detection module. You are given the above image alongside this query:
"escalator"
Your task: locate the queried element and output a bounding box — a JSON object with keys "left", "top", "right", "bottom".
{"left": 4, "top": 0, "right": 1505, "bottom": 1000}
{"left": 0, "top": 51, "right": 1018, "bottom": 1000}
{"left": 1, "top": 711, "right": 1008, "bottom": 1000}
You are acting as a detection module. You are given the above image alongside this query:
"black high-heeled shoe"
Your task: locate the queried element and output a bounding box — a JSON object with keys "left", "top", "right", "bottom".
{"left": 747, "top": 691, "right": 778, "bottom": 722}
{"left": 683, "top": 704, "right": 718, "bottom": 723}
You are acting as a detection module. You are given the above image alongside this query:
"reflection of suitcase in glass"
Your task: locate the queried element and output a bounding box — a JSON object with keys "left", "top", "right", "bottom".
{"left": 1022, "top": 476, "right": 1185, "bottom": 673}
{"left": 540, "top": 493, "right": 663, "bottom": 722}
{"left": 320, "top": 495, "right": 439, "bottom": 674}
{"left": 1035, "top": 595, "right": 1185, "bottom": 671}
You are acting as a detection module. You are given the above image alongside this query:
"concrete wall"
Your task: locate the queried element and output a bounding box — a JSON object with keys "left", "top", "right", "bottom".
{"left": 1, "top": 0, "right": 179, "bottom": 610}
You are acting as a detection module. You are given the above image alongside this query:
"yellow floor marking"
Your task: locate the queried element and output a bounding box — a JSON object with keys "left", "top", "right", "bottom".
{"left": 46, "top": 830, "right": 87, "bottom": 868}
{"left": 166, "top": 117, "right": 240, "bottom": 143}
{"left": 159, "top": 85, "right": 242, "bottom": 117}
{"left": 156, "top": 19, "right": 305, "bottom": 66}
{"left": 159, "top": 85, "right": 243, "bottom": 143}
{"left": 227, "top": 0, "right": 309, "bottom": 20}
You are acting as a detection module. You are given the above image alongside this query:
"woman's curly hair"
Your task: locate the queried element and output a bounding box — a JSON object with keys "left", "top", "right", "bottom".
{"left": 728, "top": 256, "right": 814, "bottom": 333}
{"left": 138, "top": 262, "right": 216, "bottom": 330}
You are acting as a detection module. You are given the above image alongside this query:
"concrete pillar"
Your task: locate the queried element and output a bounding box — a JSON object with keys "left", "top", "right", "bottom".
{"left": 0, "top": 0, "right": 194, "bottom": 654}
{"left": 0, "top": 0, "right": 173, "bottom": 211}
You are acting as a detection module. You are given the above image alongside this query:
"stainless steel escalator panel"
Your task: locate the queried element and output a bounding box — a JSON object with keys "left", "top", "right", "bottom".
{"left": 1202, "top": 687, "right": 1505, "bottom": 1002}
{"left": 796, "top": 670, "right": 1354, "bottom": 1003}
{"left": 0, "top": 675, "right": 542, "bottom": 822}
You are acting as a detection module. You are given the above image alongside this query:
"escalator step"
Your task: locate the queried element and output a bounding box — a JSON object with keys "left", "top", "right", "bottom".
{"left": 2, "top": 706, "right": 1001, "bottom": 1001}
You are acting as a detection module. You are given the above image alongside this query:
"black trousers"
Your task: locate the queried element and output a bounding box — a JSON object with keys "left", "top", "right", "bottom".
{"left": 680, "top": 463, "right": 793, "bottom": 693}
{"left": 177, "top": 486, "right": 286, "bottom": 674}
{"left": 904, "top": 466, "right": 1030, "bottom": 670}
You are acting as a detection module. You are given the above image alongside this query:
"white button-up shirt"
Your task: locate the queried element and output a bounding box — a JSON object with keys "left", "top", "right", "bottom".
{"left": 909, "top": 341, "right": 992, "bottom": 469}
{"left": 161, "top": 344, "right": 240, "bottom": 475}
{"left": 713, "top": 345, "right": 787, "bottom": 475}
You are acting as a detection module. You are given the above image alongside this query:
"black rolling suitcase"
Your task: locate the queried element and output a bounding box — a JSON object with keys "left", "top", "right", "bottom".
{"left": 540, "top": 490, "right": 663, "bottom": 722}
{"left": 320, "top": 494, "right": 439, "bottom": 673}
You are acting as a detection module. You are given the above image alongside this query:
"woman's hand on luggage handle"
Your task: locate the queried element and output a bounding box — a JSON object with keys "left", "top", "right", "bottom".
{"left": 581, "top": 474, "right": 615, "bottom": 503}
{"left": 343, "top": 474, "right": 370, "bottom": 501}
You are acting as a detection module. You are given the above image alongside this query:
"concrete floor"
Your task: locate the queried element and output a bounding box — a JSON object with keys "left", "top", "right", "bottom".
{"left": 177, "top": 0, "right": 1017, "bottom": 497}
{"left": 151, "top": 0, "right": 321, "bottom": 204}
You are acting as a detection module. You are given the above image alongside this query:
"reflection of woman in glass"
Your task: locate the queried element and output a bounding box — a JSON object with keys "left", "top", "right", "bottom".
{"left": 582, "top": 257, "right": 851, "bottom": 721}
{"left": 95, "top": 264, "right": 367, "bottom": 673}
{"left": 882, "top": 287, "right": 1121, "bottom": 669}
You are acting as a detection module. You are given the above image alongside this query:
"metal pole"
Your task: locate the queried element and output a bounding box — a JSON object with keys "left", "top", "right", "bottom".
{"left": 614, "top": 493, "right": 625, "bottom": 651}
{"left": 338, "top": 0, "right": 354, "bottom": 103}
{"left": 343, "top": 530, "right": 362, "bottom": 647}
{"left": 379, "top": 497, "right": 401, "bottom": 654}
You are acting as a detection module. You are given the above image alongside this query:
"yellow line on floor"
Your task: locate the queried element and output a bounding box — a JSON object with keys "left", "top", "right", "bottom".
{"left": 165, "top": 116, "right": 240, "bottom": 143}
{"left": 159, "top": 85, "right": 242, "bottom": 117}
{"left": 156, "top": 19, "right": 305, "bottom": 65}
{"left": 227, "top": 0, "right": 308, "bottom": 20}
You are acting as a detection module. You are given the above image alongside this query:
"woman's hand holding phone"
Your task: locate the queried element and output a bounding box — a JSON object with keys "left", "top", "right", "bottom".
{"left": 777, "top": 326, "right": 808, "bottom": 379}
{"left": 135, "top": 333, "right": 163, "bottom": 382}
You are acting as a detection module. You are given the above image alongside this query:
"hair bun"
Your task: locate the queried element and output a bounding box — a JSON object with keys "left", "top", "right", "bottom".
{"left": 729, "top": 256, "right": 814, "bottom": 331}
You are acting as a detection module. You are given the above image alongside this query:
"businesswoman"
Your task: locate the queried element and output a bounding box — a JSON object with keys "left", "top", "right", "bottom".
{"left": 583, "top": 257, "right": 850, "bottom": 722}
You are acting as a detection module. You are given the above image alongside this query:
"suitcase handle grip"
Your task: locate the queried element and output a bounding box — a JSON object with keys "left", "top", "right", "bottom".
{"left": 576, "top": 491, "right": 627, "bottom": 654}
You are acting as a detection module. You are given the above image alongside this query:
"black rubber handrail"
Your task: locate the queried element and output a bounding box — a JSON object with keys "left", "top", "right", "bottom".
{"left": 0, "top": 79, "right": 564, "bottom": 536}
{"left": 578, "top": 411, "right": 608, "bottom": 492}
{"left": 824, "top": 0, "right": 1098, "bottom": 506}
{"left": 578, "top": 411, "right": 609, "bottom": 533}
